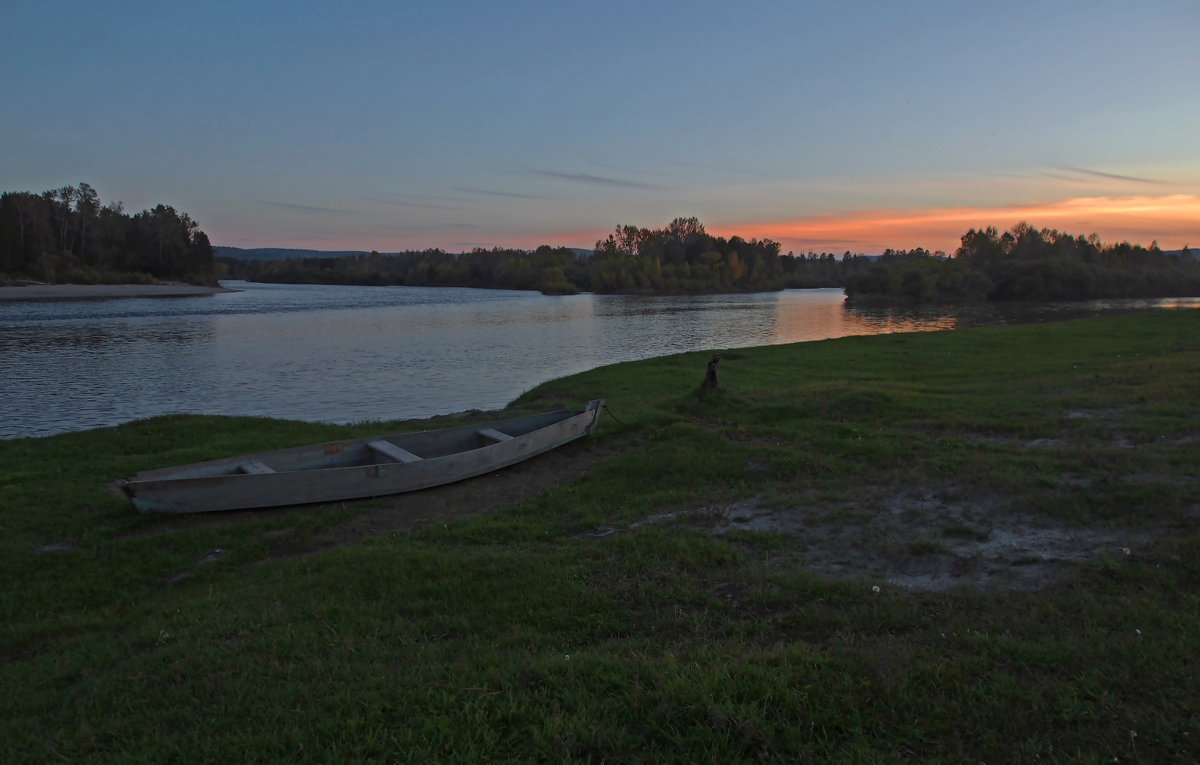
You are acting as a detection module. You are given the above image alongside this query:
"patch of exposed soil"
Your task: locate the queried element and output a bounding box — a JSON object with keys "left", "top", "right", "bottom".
{"left": 31, "top": 541, "right": 78, "bottom": 555}
{"left": 585, "top": 488, "right": 1165, "bottom": 592}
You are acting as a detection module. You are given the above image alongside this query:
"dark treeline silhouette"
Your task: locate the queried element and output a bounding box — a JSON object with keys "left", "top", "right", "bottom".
{"left": 587, "top": 217, "right": 880, "bottom": 292}
{"left": 0, "top": 183, "right": 217, "bottom": 285}
{"left": 48, "top": 206, "right": 1183, "bottom": 300}
{"left": 227, "top": 217, "right": 877, "bottom": 294}
{"left": 587, "top": 217, "right": 785, "bottom": 292}
{"left": 844, "top": 222, "right": 1198, "bottom": 302}
{"left": 225, "top": 245, "right": 583, "bottom": 294}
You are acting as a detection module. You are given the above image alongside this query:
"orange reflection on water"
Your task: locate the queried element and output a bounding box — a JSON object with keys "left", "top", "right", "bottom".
{"left": 770, "top": 290, "right": 956, "bottom": 346}
{"left": 1155, "top": 298, "right": 1200, "bottom": 309}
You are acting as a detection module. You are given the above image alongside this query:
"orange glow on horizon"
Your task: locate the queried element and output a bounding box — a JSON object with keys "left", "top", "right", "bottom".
{"left": 710, "top": 195, "right": 1200, "bottom": 254}
{"left": 219, "top": 195, "right": 1199, "bottom": 255}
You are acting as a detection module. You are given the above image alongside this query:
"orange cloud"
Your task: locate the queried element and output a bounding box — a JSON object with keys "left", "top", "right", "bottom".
{"left": 714, "top": 195, "right": 1200, "bottom": 254}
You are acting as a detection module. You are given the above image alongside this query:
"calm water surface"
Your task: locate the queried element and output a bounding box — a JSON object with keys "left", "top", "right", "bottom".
{"left": 1, "top": 281, "right": 1194, "bottom": 439}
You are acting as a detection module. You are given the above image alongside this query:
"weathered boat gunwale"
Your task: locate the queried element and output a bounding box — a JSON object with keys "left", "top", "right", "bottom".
{"left": 118, "top": 400, "right": 603, "bottom": 514}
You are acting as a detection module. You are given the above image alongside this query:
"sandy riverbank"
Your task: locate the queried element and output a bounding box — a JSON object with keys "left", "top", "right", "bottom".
{"left": 0, "top": 283, "right": 237, "bottom": 301}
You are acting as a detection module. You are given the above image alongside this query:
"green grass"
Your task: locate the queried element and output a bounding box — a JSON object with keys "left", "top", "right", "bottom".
{"left": 3, "top": 310, "right": 1199, "bottom": 762}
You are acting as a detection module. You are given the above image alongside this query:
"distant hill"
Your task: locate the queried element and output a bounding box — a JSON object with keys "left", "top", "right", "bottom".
{"left": 218, "top": 245, "right": 1191, "bottom": 264}
{"left": 216, "top": 246, "right": 597, "bottom": 262}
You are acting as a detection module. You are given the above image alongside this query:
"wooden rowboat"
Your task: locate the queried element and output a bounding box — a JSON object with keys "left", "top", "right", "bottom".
{"left": 117, "top": 400, "right": 603, "bottom": 513}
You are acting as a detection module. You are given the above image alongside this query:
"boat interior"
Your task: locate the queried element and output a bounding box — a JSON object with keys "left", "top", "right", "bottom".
{"left": 135, "top": 408, "right": 582, "bottom": 481}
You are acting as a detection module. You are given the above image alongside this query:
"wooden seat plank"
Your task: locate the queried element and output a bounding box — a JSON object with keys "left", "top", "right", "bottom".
{"left": 367, "top": 439, "right": 423, "bottom": 464}
{"left": 477, "top": 428, "right": 514, "bottom": 443}
{"left": 238, "top": 459, "right": 276, "bottom": 474}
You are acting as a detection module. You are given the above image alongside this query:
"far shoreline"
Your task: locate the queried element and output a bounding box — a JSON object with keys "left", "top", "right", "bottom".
{"left": 0, "top": 282, "right": 238, "bottom": 301}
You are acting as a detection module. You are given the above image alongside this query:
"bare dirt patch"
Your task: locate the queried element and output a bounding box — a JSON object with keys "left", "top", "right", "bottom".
{"left": 31, "top": 541, "right": 79, "bottom": 555}
{"left": 584, "top": 487, "right": 1162, "bottom": 592}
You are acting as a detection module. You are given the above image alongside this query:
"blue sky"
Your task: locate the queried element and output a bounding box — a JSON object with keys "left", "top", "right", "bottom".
{"left": 3, "top": 0, "right": 1198, "bottom": 254}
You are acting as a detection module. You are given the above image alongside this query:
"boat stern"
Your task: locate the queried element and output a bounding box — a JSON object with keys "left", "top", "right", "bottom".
{"left": 585, "top": 399, "right": 604, "bottom": 435}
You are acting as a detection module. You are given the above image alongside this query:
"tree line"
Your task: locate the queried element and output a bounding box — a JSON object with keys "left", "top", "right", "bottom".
{"left": 0, "top": 183, "right": 217, "bottom": 285}
{"left": 225, "top": 245, "right": 583, "bottom": 293}
{"left": 226, "top": 217, "right": 880, "bottom": 294}
{"left": 844, "top": 223, "right": 1198, "bottom": 302}
{"left": 10, "top": 188, "right": 1190, "bottom": 302}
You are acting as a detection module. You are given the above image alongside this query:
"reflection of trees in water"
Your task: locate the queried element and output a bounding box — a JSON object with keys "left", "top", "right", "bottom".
{"left": 844, "top": 297, "right": 1200, "bottom": 334}
{"left": 770, "top": 291, "right": 955, "bottom": 344}
{"left": 598, "top": 294, "right": 783, "bottom": 355}
{"left": 843, "top": 304, "right": 957, "bottom": 336}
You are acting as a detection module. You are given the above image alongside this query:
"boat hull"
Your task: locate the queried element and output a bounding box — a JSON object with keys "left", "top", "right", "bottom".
{"left": 118, "top": 400, "right": 603, "bottom": 513}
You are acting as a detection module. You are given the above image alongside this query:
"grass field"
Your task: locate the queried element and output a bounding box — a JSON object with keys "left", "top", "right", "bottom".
{"left": 2, "top": 310, "right": 1198, "bottom": 762}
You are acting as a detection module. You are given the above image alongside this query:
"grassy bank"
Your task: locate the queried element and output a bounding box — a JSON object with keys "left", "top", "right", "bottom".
{"left": 2, "top": 311, "right": 1198, "bottom": 762}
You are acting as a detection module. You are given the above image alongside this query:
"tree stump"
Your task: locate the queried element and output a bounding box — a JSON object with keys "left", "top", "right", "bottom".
{"left": 699, "top": 355, "right": 720, "bottom": 399}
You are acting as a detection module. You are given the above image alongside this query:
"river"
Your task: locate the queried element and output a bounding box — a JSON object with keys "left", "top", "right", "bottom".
{"left": 1, "top": 281, "right": 1194, "bottom": 439}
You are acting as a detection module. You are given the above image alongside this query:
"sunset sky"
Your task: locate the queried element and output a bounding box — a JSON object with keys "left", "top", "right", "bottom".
{"left": 3, "top": 0, "right": 1198, "bottom": 255}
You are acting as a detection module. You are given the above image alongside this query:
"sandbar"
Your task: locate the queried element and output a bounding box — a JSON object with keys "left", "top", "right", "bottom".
{"left": 0, "top": 283, "right": 237, "bottom": 301}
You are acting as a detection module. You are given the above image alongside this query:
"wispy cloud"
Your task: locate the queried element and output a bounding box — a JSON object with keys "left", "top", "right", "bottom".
{"left": 982, "top": 169, "right": 1037, "bottom": 180}
{"left": 1041, "top": 171, "right": 1094, "bottom": 184}
{"left": 530, "top": 169, "right": 669, "bottom": 191}
{"left": 452, "top": 186, "right": 547, "bottom": 200}
{"left": 1049, "top": 165, "right": 1172, "bottom": 186}
{"left": 668, "top": 158, "right": 783, "bottom": 180}
{"left": 254, "top": 200, "right": 347, "bottom": 214}
{"left": 365, "top": 191, "right": 465, "bottom": 211}
{"left": 379, "top": 221, "right": 476, "bottom": 233}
